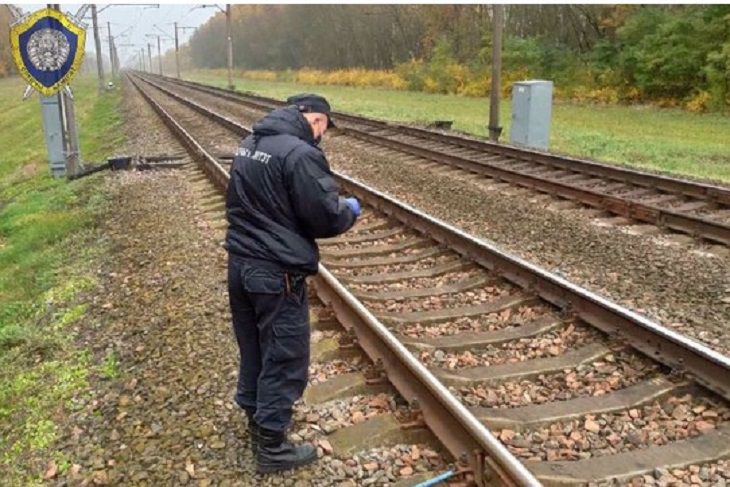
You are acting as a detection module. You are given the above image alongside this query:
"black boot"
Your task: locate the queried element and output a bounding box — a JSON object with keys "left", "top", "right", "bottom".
{"left": 256, "top": 426, "right": 317, "bottom": 474}
{"left": 245, "top": 410, "right": 259, "bottom": 450}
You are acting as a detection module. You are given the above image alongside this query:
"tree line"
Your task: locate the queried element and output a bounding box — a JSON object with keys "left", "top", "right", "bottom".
{"left": 0, "top": 6, "right": 14, "bottom": 78}
{"left": 187, "top": 5, "right": 730, "bottom": 110}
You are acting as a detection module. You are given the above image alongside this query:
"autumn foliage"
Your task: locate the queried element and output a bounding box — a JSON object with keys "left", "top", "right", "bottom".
{"left": 0, "top": 6, "right": 15, "bottom": 78}
{"left": 186, "top": 5, "right": 730, "bottom": 111}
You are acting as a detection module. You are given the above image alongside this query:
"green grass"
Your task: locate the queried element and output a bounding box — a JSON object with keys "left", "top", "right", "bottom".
{"left": 188, "top": 69, "right": 730, "bottom": 184}
{"left": 0, "top": 74, "right": 124, "bottom": 483}
{"left": 101, "top": 350, "right": 120, "bottom": 379}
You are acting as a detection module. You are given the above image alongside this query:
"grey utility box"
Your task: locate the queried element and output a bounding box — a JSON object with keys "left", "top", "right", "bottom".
{"left": 510, "top": 80, "right": 553, "bottom": 151}
{"left": 40, "top": 95, "right": 67, "bottom": 178}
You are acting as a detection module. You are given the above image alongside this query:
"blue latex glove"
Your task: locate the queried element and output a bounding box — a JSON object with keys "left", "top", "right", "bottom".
{"left": 344, "top": 197, "right": 361, "bottom": 217}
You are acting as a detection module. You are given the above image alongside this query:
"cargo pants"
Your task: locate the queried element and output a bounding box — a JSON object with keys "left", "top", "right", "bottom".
{"left": 227, "top": 254, "right": 310, "bottom": 433}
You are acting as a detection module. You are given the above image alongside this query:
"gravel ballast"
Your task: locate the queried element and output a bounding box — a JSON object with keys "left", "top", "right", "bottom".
{"left": 168, "top": 81, "right": 730, "bottom": 355}
{"left": 48, "top": 78, "right": 455, "bottom": 486}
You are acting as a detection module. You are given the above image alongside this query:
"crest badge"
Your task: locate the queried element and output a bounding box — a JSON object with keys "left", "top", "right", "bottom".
{"left": 10, "top": 8, "right": 86, "bottom": 96}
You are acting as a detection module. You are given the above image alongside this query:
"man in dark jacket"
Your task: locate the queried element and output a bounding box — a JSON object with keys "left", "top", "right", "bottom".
{"left": 225, "top": 93, "right": 360, "bottom": 474}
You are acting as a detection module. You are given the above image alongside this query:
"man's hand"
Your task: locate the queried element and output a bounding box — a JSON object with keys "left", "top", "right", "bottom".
{"left": 344, "top": 197, "right": 361, "bottom": 217}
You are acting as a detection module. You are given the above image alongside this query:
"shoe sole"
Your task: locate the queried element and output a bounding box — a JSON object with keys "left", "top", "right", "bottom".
{"left": 256, "top": 452, "right": 317, "bottom": 474}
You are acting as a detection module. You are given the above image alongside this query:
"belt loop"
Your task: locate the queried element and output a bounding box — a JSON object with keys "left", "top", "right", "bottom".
{"left": 285, "top": 272, "right": 291, "bottom": 295}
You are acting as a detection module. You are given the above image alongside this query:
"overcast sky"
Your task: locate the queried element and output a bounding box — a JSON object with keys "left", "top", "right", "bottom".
{"left": 21, "top": 4, "right": 219, "bottom": 67}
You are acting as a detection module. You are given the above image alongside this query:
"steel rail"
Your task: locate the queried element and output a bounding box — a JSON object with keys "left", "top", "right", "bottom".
{"left": 133, "top": 72, "right": 730, "bottom": 403}
{"left": 150, "top": 73, "right": 730, "bottom": 206}
{"left": 128, "top": 73, "right": 541, "bottom": 487}
{"left": 140, "top": 73, "right": 730, "bottom": 246}
{"left": 315, "top": 267, "right": 540, "bottom": 487}
{"left": 334, "top": 173, "right": 730, "bottom": 403}
{"left": 130, "top": 77, "right": 229, "bottom": 192}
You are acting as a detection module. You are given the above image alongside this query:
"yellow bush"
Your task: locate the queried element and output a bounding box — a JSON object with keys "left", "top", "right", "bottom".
{"left": 502, "top": 68, "right": 530, "bottom": 97}
{"left": 446, "top": 63, "right": 470, "bottom": 94}
{"left": 685, "top": 91, "right": 711, "bottom": 113}
{"left": 295, "top": 68, "right": 322, "bottom": 85}
{"left": 587, "top": 87, "right": 620, "bottom": 104}
{"left": 423, "top": 77, "right": 440, "bottom": 94}
{"left": 553, "top": 86, "right": 569, "bottom": 100}
{"left": 221, "top": 65, "right": 695, "bottom": 111}
{"left": 459, "top": 74, "right": 491, "bottom": 97}
{"left": 289, "top": 68, "right": 406, "bottom": 90}
{"left": 241, "top": 70, "right": 278, "bottom": 81}
{"left": 654, "top": 97, "right": 681, "bottom": 108}
{"left": 622, "top": 87, "right": 643, "bottom": 103}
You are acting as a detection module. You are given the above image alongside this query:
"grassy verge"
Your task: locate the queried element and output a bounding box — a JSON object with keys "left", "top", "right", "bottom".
{"left": 0, "top": 75, "right": 124, "bottom": 483}
{"left": 188, "top": 69, "right": 730, "bottom": 184}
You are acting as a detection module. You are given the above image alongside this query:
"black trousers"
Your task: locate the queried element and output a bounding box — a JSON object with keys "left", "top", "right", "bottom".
{"left": 227, "top": 254, "right": 310, "bottom": 433}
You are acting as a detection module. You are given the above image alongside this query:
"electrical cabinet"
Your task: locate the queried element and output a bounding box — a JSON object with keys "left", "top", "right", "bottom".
{"left": 510, "top": 80, "right": 553, "bottom": 151}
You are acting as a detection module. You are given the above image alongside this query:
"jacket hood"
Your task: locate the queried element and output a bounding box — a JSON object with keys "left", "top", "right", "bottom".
{"left": 252, "top": 106, "right": 317, "bottom": 145}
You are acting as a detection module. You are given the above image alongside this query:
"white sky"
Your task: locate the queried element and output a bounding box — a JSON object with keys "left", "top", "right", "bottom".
{"left": 19, "top": 4, "right": 219, "bottom": 67}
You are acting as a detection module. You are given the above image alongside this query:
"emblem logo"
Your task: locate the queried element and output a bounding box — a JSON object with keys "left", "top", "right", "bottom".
{"left": 9, "top": 8, "right": 86, "bottom": 96}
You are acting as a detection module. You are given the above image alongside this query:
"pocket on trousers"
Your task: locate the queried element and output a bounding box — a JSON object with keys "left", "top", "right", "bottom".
{"left": 242, "top": 266, "right": 284, "bottom": 295}
{"left": 271, "top": 321, "right": 309, "bottom": 362}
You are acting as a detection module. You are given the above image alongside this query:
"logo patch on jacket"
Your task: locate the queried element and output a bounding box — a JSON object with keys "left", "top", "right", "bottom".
{"left": 237, "top": 147, "right": 272, "bottom": 164}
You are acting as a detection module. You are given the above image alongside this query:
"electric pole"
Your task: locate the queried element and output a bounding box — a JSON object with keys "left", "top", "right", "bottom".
{"left": 157, "top": 35, "right": 162, "bottom": 75}
{"left": 174, "top": 22, "right": 180, "bottom": 79}
{"left": 488, "top": 5, "right": 503, "bottom": 142}
{"left": 91, "top": 5, "right": 105, "bottom": 91}
{"left": 148, "top": 43, "right": 153, "bottom": 74}
{"left": 107, "top": 22, "right": 116, "bottom": 78}
{"left": 190, "top": 4, "right": 234, "bottom": 87}
{"left": 226, "top": 4, "right": 233, "bottom": 89}
{"left": 112, "top": 40, "right": 120, "bottom": 76}
{"left": 170, "top": 23, "right": 196, "bottom": 79}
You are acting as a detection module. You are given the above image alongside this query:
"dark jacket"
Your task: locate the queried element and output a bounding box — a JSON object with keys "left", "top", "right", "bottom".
{"left": 224, "top": 106, "right": 356, "bottom": 274}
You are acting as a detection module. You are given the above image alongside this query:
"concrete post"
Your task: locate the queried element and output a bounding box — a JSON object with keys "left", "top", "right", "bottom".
{"left": 91, "top": 5, "right": 105, "bottom": 91}
{"left": 174, "top": 22, "right": 181, "bottom": 78}
{"left": 226, "top": 4, "right": 233, "bottom": 89}
{"left": 488, "top": 5, "right": 503, "bottom": 142}
{"left": 157, "top": 35, "right": 162, "bottom": 75}
{"left": 148, "top": 43, "right": 153, "bottom": 73}
{"left": 107, "top": 22, "right": 115, "bottom": 78}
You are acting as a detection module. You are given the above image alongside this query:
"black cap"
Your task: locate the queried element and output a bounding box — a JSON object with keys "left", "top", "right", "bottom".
{"left": 287, "top": 93, "right": 336, "bottom": 128}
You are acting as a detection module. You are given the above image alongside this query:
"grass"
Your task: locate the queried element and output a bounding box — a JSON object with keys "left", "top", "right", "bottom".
{"left": 0, "top": 74, "right": 124, "bottom": 483}
{"left": 188, "top": 69, "right": 730, "bottom": 184}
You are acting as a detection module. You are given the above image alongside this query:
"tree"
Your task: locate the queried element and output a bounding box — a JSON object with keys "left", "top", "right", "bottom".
{"left": 0, "top": 6, "right": 15, "bottom": 78}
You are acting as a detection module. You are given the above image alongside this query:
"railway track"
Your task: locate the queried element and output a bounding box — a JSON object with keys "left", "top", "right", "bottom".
{"left": 128, "top": 72, "right": 730, "bottom": 486}
{"left": 143, "top": 72, "right": 730, "bottom": 249}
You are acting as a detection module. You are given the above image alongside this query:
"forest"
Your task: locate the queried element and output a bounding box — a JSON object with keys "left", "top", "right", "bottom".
{"left": 1, "top": 5, "right": 728, "bottom": 111}
{"left": 0, "top": 6, "right": 14, "bottom": 78}
{"left": 186, "top": 5, "right": 730, "bottom": 111}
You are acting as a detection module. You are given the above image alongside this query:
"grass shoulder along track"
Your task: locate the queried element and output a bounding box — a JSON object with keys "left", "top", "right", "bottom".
{"left": 0, "top": 75, "right": 124, "bottom": 483}
{"left": 187, "top": 69, "right": 730, "bottom": 185}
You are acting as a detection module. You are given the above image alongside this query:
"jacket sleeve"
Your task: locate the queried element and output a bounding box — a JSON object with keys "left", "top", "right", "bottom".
{"left": 286, "top": 147, "right": 357, "bottom": 239}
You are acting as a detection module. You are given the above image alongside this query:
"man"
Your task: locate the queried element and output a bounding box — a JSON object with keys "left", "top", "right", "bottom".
{"left": 225, "top": 93, "right": 360, "bottom": 474}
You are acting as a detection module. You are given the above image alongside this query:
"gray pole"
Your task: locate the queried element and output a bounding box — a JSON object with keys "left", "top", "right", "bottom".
{"left": 157, "top": 35, "right": 163, "bottom": 75}
{"left": 107, "top": 22, "right": 115, "bottom": 78}
{"left": 40, "top": 4, "right": 71, "bottom": 177}
{"left": 488, "top": 4, "right": 503, "bottom": 142}
{"left": 112, "top": 40, "right": 119, "bottom": 75}
{"left": 174, "top": 22, "right": 181, "bottom": 79}
{"left": 148, "top": 43, "right": 153, "bottom": 74}
{"left": 91, "top": 5, "right": 105, "bottom": 91}
{"left": 226, "top": 4, "right": 233, "bottom": 89}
